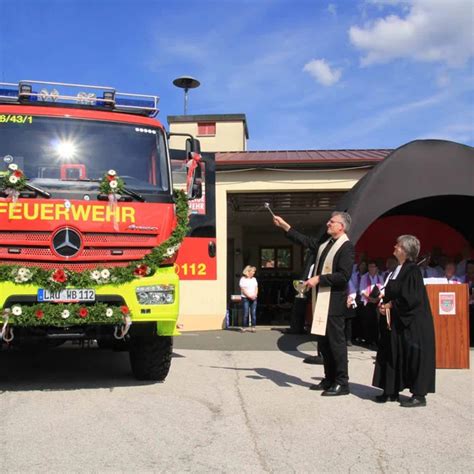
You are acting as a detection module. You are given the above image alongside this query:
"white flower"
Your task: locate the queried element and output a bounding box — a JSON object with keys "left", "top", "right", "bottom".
{"left": 17, "top": 267, "right": 28, "bottom": 277}
{"left": 9, "top": 175, "right": 18, "bottom": 184}
{"left": 14, "top": 272, "right": 30, "bottom": 283}
{"left": 8, "top": 163, "right": 18, "bottom": 171}
{"left": 61, "top": 309, "right": 70, "bottom": 319}
{"left": 109, "top": 180, "right": 118, "bottom": 189}
{"left": 105, "top": 308, "right": 114, "bottom": 318}
{"left": 165, "top": 244, "right": 180, "bottom": 257}
{"left": 17, "top": 268, "right": 32, "bottom": 280}
{"left": 90, "top": 270, "right": 101, "bottom": 281}
{"left": 108, "top": 169, "right": 116, "bottom": 176}
{"left": 11, "top": 305, "right": 22, "bottom": 316}
{"left": 100, "top": 269, "right": 110, "bottom": 279}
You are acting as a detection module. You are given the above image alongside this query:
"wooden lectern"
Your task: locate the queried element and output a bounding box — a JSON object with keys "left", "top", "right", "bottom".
{"left": 426, "top": 284, "right": 470, "bottom": 369}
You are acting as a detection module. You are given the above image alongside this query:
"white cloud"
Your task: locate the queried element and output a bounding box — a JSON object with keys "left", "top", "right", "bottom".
{"left": 323, "top": 89, "right": 452, "bottom": 147}
{"left": 303, "top": 59, "right": 342, "bottom": 86}
{"left": 349, "top": 0, "right": 474, "bottom": 67}
{"left": 365, "top": 0, "right": 406, "bottom": 5}
{"left": 327, "top": 3, "right": 337, "bottom": 16}
{"left": 436, "top": 71, "right": 451, "bottom": 88}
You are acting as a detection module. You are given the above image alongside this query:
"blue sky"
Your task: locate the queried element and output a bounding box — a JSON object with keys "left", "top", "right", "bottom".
{"left": 0, "top": 0, "right": 472, "bottom": 150}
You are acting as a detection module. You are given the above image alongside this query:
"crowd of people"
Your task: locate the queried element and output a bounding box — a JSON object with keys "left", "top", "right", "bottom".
{"left": 346, "top": 250, "right": 474, "bottom": 349}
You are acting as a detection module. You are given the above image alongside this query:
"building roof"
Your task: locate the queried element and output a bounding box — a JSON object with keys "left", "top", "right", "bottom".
{"left": 167, "top": 113, "right": 249, "bottom": 138}
{"left": 215, "top": 149, "right": 393, "bottom": 168}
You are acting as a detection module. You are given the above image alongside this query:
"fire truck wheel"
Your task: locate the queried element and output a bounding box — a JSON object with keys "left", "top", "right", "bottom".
{"left": 129, "top": 335, "right": 173, "bottom": 381}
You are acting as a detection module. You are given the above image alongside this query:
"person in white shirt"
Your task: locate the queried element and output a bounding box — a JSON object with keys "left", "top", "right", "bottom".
{"left": 345, "top": 276, "right": 358, "bottom": 346}
{"left": 382, "top": 257, "right": 398, "bottom": 280}
{"left": 443, "top": 260, "right": 462, "bottom": 284}
{"left": 359, "top": 261, "right": 384, "bottom": 347}
{"left": 419, "top": 256, "right": 442, "bottom": 278}
{"left": 351, "top": 261, "right": 367, "bottom": 342}
{"left": 456, "top": 246, "right": 473, "bottom": 280}
{"left": 239, "top": 265, "right": 258, "bottom": 332}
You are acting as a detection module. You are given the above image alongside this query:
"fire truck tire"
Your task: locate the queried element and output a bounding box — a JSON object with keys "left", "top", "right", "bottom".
{"left": 129, "top": 335, "right": 173, "bottom": 381}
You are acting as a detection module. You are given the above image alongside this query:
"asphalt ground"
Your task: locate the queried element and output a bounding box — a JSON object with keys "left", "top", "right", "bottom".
{"left": 0, "top": 327, "right": 473, "bottom": 473}
{"left": 175, "top": 326, "right": 365, "bottom": 354}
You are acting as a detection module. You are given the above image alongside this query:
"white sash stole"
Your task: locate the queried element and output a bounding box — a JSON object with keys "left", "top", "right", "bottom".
{"left": 311, "top": 233, "right": 349, "bottom": 336}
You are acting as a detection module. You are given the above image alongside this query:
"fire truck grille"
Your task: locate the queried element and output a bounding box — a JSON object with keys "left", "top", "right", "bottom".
{"left": 0, "top": 260, "right": 131, "bottom": 271}
{"left": 0, "top": 231, "right": 50, "bottom": 242}
{"left": 0, "top": 231, "right": 157, "bottom": 268}
{"left": 0, "top": 231, "right": 154, "bottom": 244}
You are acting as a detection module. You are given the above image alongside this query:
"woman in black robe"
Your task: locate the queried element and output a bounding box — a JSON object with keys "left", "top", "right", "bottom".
{"left": 373, "top": 234, "right": 436, "bottom": 407}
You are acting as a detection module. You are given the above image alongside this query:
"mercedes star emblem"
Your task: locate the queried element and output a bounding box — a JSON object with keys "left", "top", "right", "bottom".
{"left": 52, "top": 227, "right": 82, "bottom": 258}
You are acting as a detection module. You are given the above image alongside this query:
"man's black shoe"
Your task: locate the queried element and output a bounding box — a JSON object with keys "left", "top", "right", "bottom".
{"left": 321, "top": 383, "right": 350, "bottom": 396}
{"left": 303, "top": 355, "right": 323, "bottom": 364}
{"left": 309, "top": 380, "right": 332, "bottom": 391}
{"left": 400, "top": 396, "right": 426, "bottom": 407}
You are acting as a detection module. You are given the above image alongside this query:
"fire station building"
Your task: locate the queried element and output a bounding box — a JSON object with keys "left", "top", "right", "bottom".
{"left": 168, "top": 114, "right": 474, "bottom": 331}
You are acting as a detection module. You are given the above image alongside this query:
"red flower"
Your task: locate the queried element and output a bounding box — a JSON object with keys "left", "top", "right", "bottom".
{"left": 120, "top": 305, "right": 129, "bottom": 315}
{"left": 133, "top": 264, "right": 149, "bottom": 277}
{"left": 78, "top": 307, "right": 88, "bottom": 318}
{"left": 14, "top": 170, "right": 23, "bottom": 178}
{"left": 35, "top": 309, "right": 44, "bottom": 319}
{"left": 107, "top": 175, "right": 114, "bottom": 182}
{"left": 52, "top": 269, "right": 67, "bottom": 283}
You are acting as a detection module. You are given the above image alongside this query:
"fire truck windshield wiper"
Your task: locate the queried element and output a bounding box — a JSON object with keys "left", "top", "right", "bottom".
{"left": 24, "top": 182, "right": 51, "bottom": 198}
{"left": 81, "top": 179, "right": 146, "bottom": 202}
{"left": 121, "top": 187, "right": 145, "bottom": 202}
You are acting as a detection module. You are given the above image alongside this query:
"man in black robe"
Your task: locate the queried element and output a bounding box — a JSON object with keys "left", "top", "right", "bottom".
{"left": 273, "top": 211, "right": 354, "bottom": 396}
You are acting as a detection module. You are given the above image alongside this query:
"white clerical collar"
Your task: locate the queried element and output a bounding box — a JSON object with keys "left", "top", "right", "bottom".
{"left": 391, "top": 265, "right": 402, "bottom": 279}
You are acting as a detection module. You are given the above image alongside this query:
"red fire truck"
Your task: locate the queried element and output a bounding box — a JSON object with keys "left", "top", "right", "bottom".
{"left": 0, "top": 80, "right": 211, "bottom": 381}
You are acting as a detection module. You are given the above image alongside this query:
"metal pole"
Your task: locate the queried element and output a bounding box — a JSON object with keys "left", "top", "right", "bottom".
{"left": 184, "top": 88, "right": 189, "bottom": 115}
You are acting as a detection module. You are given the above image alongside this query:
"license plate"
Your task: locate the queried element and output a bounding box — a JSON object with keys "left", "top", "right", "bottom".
{"left": 37, "top": 288, "right": 96, "bottom": 303}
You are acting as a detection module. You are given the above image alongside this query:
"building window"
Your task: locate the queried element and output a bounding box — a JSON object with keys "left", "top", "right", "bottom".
{"left": 198, "top": 122, "right": 216, "bottom": 136}
{"left": 260, "top": 247, "right": 292, "bottom": 269}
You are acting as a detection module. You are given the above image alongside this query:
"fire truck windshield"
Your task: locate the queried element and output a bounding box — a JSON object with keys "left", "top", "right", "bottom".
{"left": 0, "top": 116, "right": 170, "bottom": 198}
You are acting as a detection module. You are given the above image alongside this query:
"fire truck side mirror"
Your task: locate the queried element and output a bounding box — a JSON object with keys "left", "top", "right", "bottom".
{"left": 189, "top": 168, "right": 203, "bottom": 200}
{"left": 185, "top": 138, "right": 201, "bottom": 156}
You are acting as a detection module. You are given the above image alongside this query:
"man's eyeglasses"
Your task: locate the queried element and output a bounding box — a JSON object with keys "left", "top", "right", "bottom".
{"left": 328, "top": 219, "right": 344, "bottom": 226}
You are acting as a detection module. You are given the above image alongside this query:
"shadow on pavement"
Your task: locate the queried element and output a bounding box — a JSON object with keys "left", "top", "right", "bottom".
{"left": 209, "top": 365, "right": 384, "bottom": 399}
{"left": 275, "top": 332, "right": 318, "bottom": 360}
{"left": 208, "top": 365, "right": 313, "bottom": 388}
{"left": 0, "top": 346, "right": 169, "bottom": 391}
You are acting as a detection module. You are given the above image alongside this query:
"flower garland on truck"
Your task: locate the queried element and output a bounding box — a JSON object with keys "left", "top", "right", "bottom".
{"left": 0, "top": 166, "right": 189, "bottom": 329}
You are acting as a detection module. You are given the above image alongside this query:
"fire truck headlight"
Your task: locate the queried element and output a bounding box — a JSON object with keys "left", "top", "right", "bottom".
{"left": 136, "top": 285, "right": 175, "bottom": 305}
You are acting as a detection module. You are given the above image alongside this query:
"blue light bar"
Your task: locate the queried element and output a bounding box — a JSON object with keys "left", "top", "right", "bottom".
{"left": 0, "top": 80, "right": 160, "bottom": 116}
{"left": 114, "top": 91, "right": 159, "bottom": 116}
{"left": 0, "top": 83, "right": 19, "bottom": 101}
{"left": 115, "top": 97, "right": 155, "bottom": 108}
